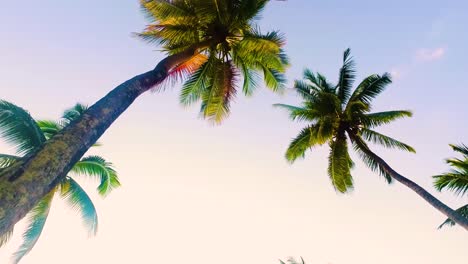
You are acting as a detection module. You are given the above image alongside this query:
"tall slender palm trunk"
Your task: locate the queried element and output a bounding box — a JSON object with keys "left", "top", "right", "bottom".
{"left": 0, "top": 45, "right": 205, "bottom": 236}
{"left": 352, "top": 136, "right": 468, "bottom": 231}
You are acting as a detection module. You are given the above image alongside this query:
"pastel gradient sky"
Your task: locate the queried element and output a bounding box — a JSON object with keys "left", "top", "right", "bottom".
{"left": 1, "top": 1, "right": 468, "bottom": 263}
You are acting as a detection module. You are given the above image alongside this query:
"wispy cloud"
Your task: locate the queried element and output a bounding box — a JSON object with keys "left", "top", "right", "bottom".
{"left": 415, "top": 47, "right": 446, "bottom": 62}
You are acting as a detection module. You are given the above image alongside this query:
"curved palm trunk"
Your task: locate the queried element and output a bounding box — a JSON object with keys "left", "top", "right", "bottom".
{"left": 0, "top": 45, "right": 205, "bottom": 236}
{"left": 352, "top": 136, "right": 468, "bottom": 231}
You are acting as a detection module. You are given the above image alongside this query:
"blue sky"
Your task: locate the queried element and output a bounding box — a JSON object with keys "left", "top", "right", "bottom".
{"left": 1, "top": 1, "right": 468, "bottom": 263}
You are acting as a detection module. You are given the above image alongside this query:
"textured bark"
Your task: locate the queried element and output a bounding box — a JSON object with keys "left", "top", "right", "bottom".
{"left": 0, "top": 45, "right": 205, "bottom": 236}
{"left": 351, "top": 136, "right": 468, "bottom": 231}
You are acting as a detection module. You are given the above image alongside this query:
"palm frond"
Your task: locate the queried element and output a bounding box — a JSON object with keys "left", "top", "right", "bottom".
{"left": 0, "top": 153, "right": 21, "bottom": 168}
{"left": 71, "top": 156, "right": 121, "bottom": 196}
{"left": 0, "top": 226, "right": 13, "bottom": 248}
{"left": 336, "top": 48, "right": 356, "bottom": 103}
{"left": 62, "top": 103, "right": 88, "bottom": 125}
{"left": 201, "top": 60, "right": 238, "bottom": 123}
{"left": 273, "top": 104, "right": 318, "bottom": 122}
{"left": 348, "top": 73, "right": 392, "bottom": 105}
{"left": 180, "top": 55, "right": 215, "bottom": 106}
{"left": 12, "top": 191, "right": 54, "bottom": 264}
{"left": 285, "top": 125, "right": 324, "bottom": 162}
{"left": 328, "top": 134, "right": 354, "bottom": 193}
{"left": 361, "top": 128, "right": 415, "bottom": 153}
{"left": 450, "top": 144, "right": 468, "bottom": 157}
{"left": 0, "top": 100, "right": 46, "bottom": 155}
{"left": 60, "top": 177, "right": 98, "bottom": 236}
{"left": 352, "top": 135, "right": 393, "bottom": 183}
{"left": 438, "top": 204, "right": 468, "bottom": 229}
{"left": 433, "top": 171, "right": 468, "bottom": 196}
{"left": 361, "top": 110, "right": 412, "bottom": 128}
{"left": 36, "top": 120, "right": 63, "bottom": 140}
{"left": 140, "top": 0, "right": 195, "bottom": 22}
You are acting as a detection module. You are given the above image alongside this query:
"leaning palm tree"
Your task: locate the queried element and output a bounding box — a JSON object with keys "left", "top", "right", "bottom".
{"left": 0, "top": 101, "right": 120, "bottom": 263}
{"left": 433, "top": 144, "right": 468, "bottom": 228}
{"left": 275, "top": 49, "right": 468, "bottom": 230}
{"left": 0, "top": 0, "right": 288, "bottom": 237}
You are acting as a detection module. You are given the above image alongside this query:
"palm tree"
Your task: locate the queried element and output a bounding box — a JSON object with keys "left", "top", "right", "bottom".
{"left": 0, "top": 0, "right": 288, "bottom": 237}
{"left": 275, "top": 49, "right": 468, "bottom": 230}
{"left": 433, "top": 144, "right": 468, "bottom": 228}
{"left": 280, "top": 257, "right": 306, "bottom": 264}
{"left": 0, "top": 101, "right": 120, "bottom": 263}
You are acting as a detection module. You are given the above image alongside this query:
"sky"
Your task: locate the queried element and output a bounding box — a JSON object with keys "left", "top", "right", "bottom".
{"left": 1, "top": 0, "right": 468, "bottom": 263}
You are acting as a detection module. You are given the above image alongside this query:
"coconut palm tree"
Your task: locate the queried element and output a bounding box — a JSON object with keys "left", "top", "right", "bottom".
{"left": 0, "top": 101, "right": 120, "bottom": 263}
{"left": 275, "top": 49, "right": 468, "bottom": 230}
{"left": 433, "top": 144, "right": 468, "bottom": 228}
{"left": 0, "top": 0, "right": 288, "bottom": 237}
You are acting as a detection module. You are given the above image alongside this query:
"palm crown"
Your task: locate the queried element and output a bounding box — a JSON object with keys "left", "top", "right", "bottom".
{"left": 276, "top": 49, "right": 415, "bottom": 193}
{"left": 138, "top": 0, "right": 289, "bottom": 123}
{"left": 0, "top": 101, "right": 120, "bottom": 263}
{"left": 433, "top": 144, "right": 468, "bottom": 228}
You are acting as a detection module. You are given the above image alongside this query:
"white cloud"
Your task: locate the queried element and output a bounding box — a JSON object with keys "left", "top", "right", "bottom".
{"left": 415, "top": 47, "right": 446, "bottom": 62}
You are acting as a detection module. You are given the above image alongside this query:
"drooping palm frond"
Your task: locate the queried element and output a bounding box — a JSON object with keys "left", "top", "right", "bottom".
{"left": 361, "top": 128, "right": 415, "bottom": 153}
{"left": 285, "top": 125, "right": 322, "bottom": 162}
{"left": 180, "top": 55, "right": 216, "bottom": 106}
{"left": 71, "top": 156, "right": 121, "bottom": 196}
{"left": 352, "top": 136, "right": 392, "bottom": 183}
{"left": 360, "top": 110, "right": 412, "bottom": 128}
{"left": 438, "top": 204, "right": 468, "bottom": 229}
{"left": 200, "top": 59, "right": 238, "bottom": 123}
{"left": 0, "top": 154, "right": 21, "bottom": 168}
{"left": 336, "top": 48, "right": 356, "bottom": 103}
{"left": 0, "top": 100, "right": 46, "bottom": 155}
{"left": 328, "top": 133, "right": 354, "bottom": 193}
{"left": 12, "top": 191, "right": 54, "bottom": 264}
{"left": 0, "top": 226, "right": 13, "bottom": 248}
{"left": 60, "top": 177, "right": 98, "bottom": 236}
{"left": 36, "top": 120, "right": 62, "bottom": 140}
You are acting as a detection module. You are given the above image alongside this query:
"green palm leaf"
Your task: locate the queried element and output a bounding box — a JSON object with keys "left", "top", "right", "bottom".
{"left": 36, "top": 120, "right": 63, "bottom": 140}
{"left": 60, "top": 177, "right": 98, "bottom": 236}
{"left": 0, "top": 100, "right": 46, "bottom": 155}
{"left": 71, "top": 156, "right": 121, "bottom": 196}
{"left": 0, "top": 226, "right": 13, "bottom": 248}
{"left": 433, "top": 169, "right": 468, "bottom": 196}
{"left": 328, "top": 134, "right": 354, "bottom": 193}
{"left": 12, "top": 191, "right": 54, "bottom": 264}
{"left": 273, "top": 104, "right": 318, "bottom": 122}
{"left": 62, "top": 103, "right": 88, "bottom": 125}
{"left": 361, "top": 110, "right": 412, "bottom": 128}
{"left": 349, "top": 73, "right": 392, "bottom": 105}
{"left": 438, "top": 204, "right": 468, "bottom": 229}
{"left": 336, "top": 48, "right": 356, "bottom": 103}
{"left": 201, "top": 60, "right": 237, "bottom": 123}
{"left": 361, "top": 128, "right": 415, "bottom": 153}
{"left": 285, "top": 125, "right": 325, "bottom": 162}
{"left": 352, "top": 136, "right": 392, "bottom": 183}
{"left": 0, "top": 154, "right": 21, "bottom": 168}
{"left": 450, "top": 143, "right": 468, "bottom": 156}
{"left": 180, "top": 56, "right": 215, "bottom": 106}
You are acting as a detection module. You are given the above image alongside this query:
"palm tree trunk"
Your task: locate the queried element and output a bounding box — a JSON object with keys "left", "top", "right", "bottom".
{"left": 0, "top": 44, "right": 206, "bottom": 236}
{"left": 352, "top": 136, "right": 468, "bottom": 231}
